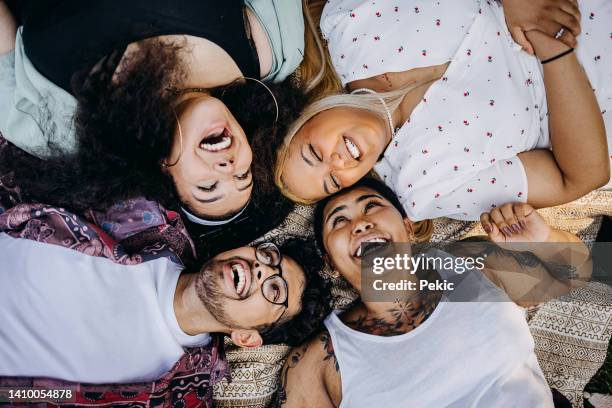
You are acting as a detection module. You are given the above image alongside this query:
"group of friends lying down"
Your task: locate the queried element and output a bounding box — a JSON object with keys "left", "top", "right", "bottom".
{"left": 0, "top": 0, "right": 610, "bottom": 406}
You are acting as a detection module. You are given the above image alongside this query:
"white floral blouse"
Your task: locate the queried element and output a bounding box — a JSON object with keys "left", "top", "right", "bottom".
{"left": 322, "top": 0, "right": 611, "bottom": 221}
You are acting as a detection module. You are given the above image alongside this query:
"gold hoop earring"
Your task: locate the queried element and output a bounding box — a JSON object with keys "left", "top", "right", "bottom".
{"left": 162, "top": 110, "right": 184, "bottom": 168}
{"left": 242, "top": 77, "right": 279, "bottom": 124}
{"left": 175, "top": 77, "right": 279, "bottom": 123}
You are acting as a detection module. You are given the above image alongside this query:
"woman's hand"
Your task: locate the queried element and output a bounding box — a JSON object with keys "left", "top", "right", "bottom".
{"left": 480, "top": 203, "right": 589, "bottom": 306}
{"left": 501, "top": 0, "right": 580, "bottom": 54}
{"left": 524, "top": 29, "right": 573, "bottom": 61}
{"left": 480, "top": 203, "right": 551, "bottom": 243}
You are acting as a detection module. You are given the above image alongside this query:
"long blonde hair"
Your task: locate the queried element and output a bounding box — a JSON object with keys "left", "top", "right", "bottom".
{"left": 274, "top": 80, "right": 430, "bottom": 204}
{"left": 298, "top": 0, "right": 342, "bottom": 97}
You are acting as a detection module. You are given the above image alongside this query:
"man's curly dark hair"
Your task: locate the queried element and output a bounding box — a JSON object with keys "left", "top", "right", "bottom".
{"left": 259, "top": 238, "right": 332, "bottom": 347}
{"left": 0, "top": 40, "right": 307, "bottom": 227}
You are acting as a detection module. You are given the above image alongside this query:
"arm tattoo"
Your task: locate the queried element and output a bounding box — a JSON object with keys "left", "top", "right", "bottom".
{"left": 320, "top": 332, "right": 339, "bottom": 372}
{"left": 482, "top": 245, "right": 579, "bottom": 280}
{"left": 275, "top": 345, "right": 308, "bottom": 407}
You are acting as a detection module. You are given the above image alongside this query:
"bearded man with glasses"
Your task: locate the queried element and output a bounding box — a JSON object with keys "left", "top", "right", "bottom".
{"left": 0, "top": 235, "right": 330, "bottom": 383}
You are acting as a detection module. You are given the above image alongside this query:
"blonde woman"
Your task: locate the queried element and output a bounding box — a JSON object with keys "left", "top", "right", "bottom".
{"left": 275, "top": 0, "right": 611, "bottom": 223}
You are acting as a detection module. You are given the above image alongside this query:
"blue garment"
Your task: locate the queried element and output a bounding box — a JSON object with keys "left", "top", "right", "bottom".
{"left": 245, "top": 0, "right": 305, "bottom": 83}
{"left": 0, "top": 27, "right": 77, "bottom": 158}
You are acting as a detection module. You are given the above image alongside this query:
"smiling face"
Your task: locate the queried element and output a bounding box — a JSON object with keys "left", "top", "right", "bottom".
{"left": 321, "top": 186, "right": 413, "bottom": 288}
{"left": 281, "top": 107, "right": 390, "bottom": 202}
{"left": 165, "top": 94, "right": 253, "bottom": 219}
{"left": 196, "top": 246, "right": 306, "bottom": 330}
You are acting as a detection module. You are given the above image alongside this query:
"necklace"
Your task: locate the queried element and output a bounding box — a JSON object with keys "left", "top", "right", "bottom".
{"left": 351, "top": 87, "right": 399, "bottom": 138}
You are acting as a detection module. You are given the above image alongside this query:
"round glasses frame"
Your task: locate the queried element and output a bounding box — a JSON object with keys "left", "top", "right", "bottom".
{"left": 255, "top": 242, "right": 290, "bottom": 334}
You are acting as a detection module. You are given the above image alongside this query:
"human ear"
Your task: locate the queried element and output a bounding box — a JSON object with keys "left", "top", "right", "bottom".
{"left": 230, "top": 329, "right": 263, "bottom": 348}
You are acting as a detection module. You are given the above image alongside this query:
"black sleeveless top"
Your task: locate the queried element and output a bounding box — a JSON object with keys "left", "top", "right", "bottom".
{"left": 17, "top": 0, "right": 259, "bottom": 92}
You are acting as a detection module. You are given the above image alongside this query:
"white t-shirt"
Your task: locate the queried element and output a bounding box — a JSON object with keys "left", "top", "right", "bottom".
{"left": 324, "top": 256, "right": 554, "bottom": 407}
{"left": 322, "top": 0, "right": 612, "bottom": 221}
{"left": 0, "top": 233, "right": 210, "bottom": 383}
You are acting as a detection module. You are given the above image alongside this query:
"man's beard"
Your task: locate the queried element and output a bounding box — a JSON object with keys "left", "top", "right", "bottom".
{"left": 195, "top": 259, "right": 242, "bottom": 328}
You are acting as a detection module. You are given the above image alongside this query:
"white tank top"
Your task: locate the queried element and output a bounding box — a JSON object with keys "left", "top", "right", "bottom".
{"left": 323, "top": 258, "right": 554, "bottom": 407}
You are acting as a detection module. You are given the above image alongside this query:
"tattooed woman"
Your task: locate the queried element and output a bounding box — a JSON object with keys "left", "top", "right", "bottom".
{"left": 276, "top": 177, "right": 590, "bottom": 407}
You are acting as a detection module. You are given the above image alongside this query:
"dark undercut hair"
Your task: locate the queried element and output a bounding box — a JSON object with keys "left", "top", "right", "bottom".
{"left": 258, "top": 238, "right": 332, "bottom": 347}
{"left": 313, "top": 177, "right": 409, "bottom": 255}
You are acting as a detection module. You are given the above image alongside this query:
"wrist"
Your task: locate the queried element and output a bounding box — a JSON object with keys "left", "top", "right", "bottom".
{"left": 541, "top": 48, "right": 574, "bottom": 65}
{"left": 536, "top": 43, "right": 573, "bottom": 61}
{"left": 546, "top": 229, "right": 578, "bottom": 243}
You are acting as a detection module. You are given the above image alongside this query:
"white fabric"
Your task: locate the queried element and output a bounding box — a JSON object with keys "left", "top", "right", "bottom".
{"left": 181, "top": 200, "right": 249, "bottom": 226}
{"left": 323, "top": 256, "right": 554, "bottom": 408}
{"left": 0, "top": 233, "right": 210, "bottom": 383}
{"left": 321, "top": 0, "right": 478, "bottom": 87}
{"left": 322, "top": 0, "right": 612, "bottom": 221}
{"left": 0, "top": 28, "right": 77, "bottom": 158}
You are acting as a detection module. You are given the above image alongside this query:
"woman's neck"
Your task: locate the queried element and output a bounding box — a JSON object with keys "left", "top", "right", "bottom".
{"left": 344, "top": 290, "right": 442, "bottom": 337}
{"left": 349, "top": 63, "right": 449, "bottom": 141}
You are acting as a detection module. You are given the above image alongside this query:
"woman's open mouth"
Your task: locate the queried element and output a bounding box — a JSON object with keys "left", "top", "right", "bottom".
{"left": 343, "top": 136, "right": 361, "bottom": 160}
{"left": 200, "top": 128, "right": 233, "bottom": 152}
{"left": 353, "top": 236, "right": 389, "bottom": 258}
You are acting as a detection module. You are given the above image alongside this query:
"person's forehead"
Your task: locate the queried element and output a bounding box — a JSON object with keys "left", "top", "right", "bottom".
{"left": 324, "top": 187, "right": 380, "bottom": 214}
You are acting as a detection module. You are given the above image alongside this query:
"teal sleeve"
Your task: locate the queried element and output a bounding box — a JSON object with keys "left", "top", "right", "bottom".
{"left": 0, "top": 50, "right": 16, "bottom": 136}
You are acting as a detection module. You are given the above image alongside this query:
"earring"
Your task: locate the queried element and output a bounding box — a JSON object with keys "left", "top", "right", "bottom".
{"left": 162, "top": 110, "right": 184, "bottom": 168}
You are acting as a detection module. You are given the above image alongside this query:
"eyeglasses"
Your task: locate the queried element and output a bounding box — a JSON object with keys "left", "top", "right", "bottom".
{"left": 255, "top": 242, "right": 289, "bottom": 307}
{"left": 255, "top": 242, "right": 289, "bottom": 333}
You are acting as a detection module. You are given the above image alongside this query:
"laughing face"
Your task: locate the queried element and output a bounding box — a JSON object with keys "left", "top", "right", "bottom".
{"left": 195, "top": 246, "right": 306, "bottom": 330}
{"left": 320, "top": 186, "right": 413, "bottom": 289}
{"left": 166, "top": 94, "right": 253, "bottom": 219}
{"left": 281, "top": 108, "right": 390, "bottom": 202}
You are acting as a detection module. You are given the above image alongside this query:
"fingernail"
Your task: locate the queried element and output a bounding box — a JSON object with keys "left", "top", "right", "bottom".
{"left": 484, "top": 225, "right": 492, "bottom": 233}
{"left": 503, "top": 227, "right": 513, "bottom": 236}
{"left": 512, "top": 224, "right": 521, "bottom": 233}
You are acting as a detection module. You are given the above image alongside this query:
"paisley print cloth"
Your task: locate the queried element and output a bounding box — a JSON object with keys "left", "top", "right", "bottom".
{"left": 0, "top": 135, "right": 228, "bottom": 408}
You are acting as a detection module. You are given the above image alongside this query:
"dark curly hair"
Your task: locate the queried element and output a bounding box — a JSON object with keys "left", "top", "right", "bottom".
{"left": 0, "top": 40, "right": 308, "bottom": 225}
{"left": 259, "top": 238, "right": 332, "bottom": 347}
